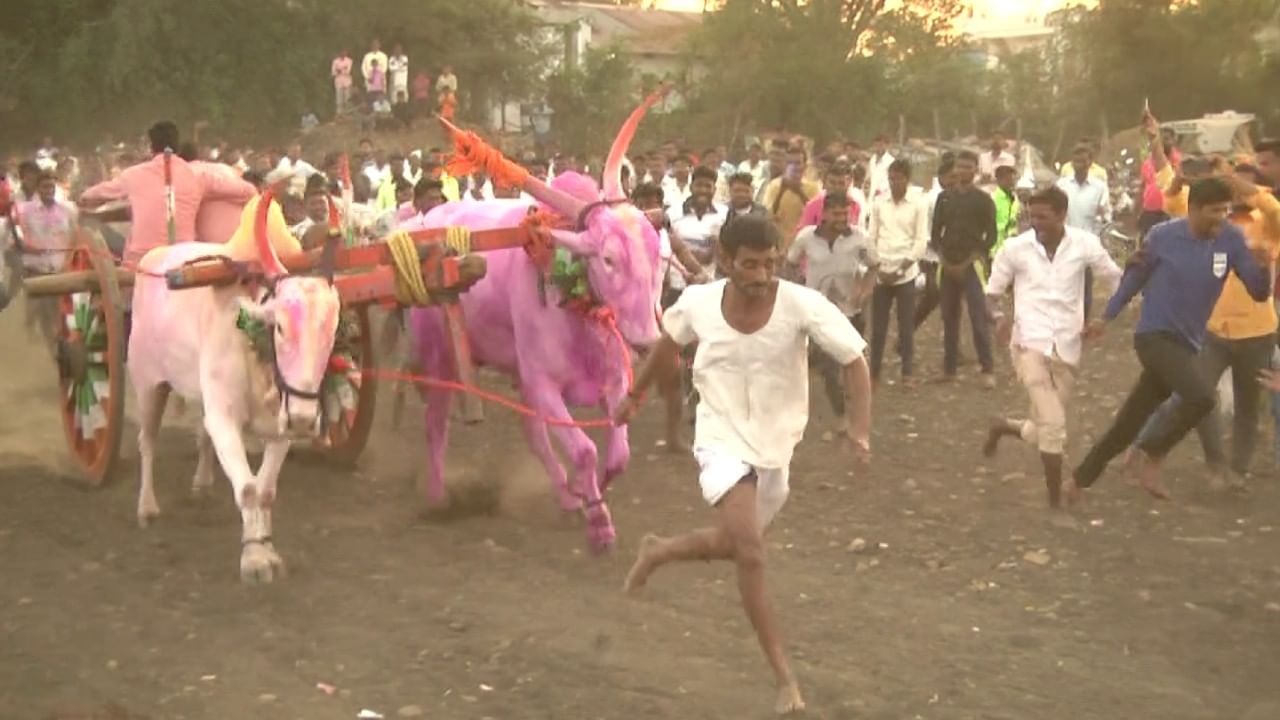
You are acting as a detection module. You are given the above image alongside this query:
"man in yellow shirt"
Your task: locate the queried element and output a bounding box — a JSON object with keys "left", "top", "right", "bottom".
{"left": 762, "top": 145, "right": 821, "bottom": 253}
{"left": 1134, "top": 166, "right": 1280, "bottom": 487}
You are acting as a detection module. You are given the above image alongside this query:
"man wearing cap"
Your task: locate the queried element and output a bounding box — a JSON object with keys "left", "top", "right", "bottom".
{"left": 80, "top": 121, "right": 256, "bottom": 264}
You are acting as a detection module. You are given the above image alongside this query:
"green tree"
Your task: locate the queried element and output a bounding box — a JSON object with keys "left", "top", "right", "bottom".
{"left": 0, "top": 0, "right": 547, "bottom": 148}
{"left": 544, "top": 45, "right": 637, "bottom": 157}
{"left": 676, "top": 0, "right": 966, "bottom": 147}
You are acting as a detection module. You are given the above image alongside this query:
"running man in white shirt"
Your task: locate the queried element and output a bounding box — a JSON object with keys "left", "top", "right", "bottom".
{"left": 615, "top": 214, "right": 872, "bottom": 716}
{"left": 982, "top": 187, "right": 1121, "bottom": 507}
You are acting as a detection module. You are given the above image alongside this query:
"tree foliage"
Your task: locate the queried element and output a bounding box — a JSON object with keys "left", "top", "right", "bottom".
{"left": 544, "top": 45, "right": 637, "bottom": 158}
{"left": 0, "top": 0, "right": 546, "bottom": 147}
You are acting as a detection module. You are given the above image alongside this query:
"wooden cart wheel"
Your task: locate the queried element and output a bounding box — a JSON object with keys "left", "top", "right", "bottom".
{"left": 312, "top": 303, "right": 378, "bottom": 465}
{"left": 55, "top": 228, "right": 126, "bottom": 487}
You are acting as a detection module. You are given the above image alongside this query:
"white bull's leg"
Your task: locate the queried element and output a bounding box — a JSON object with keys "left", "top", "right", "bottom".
{"left": 135, "top": 382, "right": 170, "bottom": 528}
{"left": 252, "top": 439, "right": 291, "bottom": 574}
{"left": 202, "top": 412, "right": 282, "bottom": 583}
{"left": 191, "top": 423, "right": 216, "bottom": 499}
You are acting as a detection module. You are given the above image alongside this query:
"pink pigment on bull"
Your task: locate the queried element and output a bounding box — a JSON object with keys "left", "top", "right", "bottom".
{"left": 408, "top": 91, "right": 666, "bottom": 551}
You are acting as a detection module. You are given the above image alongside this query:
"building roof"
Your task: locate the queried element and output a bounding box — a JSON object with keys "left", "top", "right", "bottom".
{"left": 958, "top": 15, "right": 1055, "bottom": 42}
{"left": 527, "top": 0, "right": 703, "bottom": 56}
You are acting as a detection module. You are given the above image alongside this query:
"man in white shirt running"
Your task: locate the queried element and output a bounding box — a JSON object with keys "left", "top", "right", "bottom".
{"left": 614, "top": 214, "right": 872, "bottom": 716}
{"left": 982, "top": 187, "right": 1121, "bottom": 507}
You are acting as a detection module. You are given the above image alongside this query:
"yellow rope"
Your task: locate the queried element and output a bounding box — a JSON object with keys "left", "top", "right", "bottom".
{"left": 444, "top": 226, "right": 472, "bottom": 255}
{"left": 388, "top": 231, "right": 432, "bottom": 306}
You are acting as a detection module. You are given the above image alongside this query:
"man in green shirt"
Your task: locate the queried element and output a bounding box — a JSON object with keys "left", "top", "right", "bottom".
{"left": 990, "top": 164, "right": 1021, "bottom": 259}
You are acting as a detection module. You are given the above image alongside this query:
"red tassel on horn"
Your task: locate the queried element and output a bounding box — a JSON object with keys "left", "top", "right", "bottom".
{"left": 439, "top": 116, "right": 529, "bottom": 189}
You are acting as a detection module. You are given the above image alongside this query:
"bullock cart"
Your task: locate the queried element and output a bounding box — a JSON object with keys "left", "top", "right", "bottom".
{"left": 21, "top": 207, "right": 545, "bottom": 487}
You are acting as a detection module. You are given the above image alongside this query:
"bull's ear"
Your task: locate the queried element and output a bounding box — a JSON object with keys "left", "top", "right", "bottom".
{"left": 237, "top": 295, "right": 278, "bottom": 324}
{"left": 549, "top": 229, "right": 600, "bottom": 257}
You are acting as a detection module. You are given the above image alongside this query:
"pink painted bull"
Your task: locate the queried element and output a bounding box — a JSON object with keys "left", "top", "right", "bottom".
{"left": 128, "top": 195, "right": 340, "bottom": 582}
{"left": 409, "top": 94, "right": 664, "bottom": 550}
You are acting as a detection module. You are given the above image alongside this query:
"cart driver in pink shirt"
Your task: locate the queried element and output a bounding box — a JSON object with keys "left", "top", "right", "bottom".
{"left": 79, "top": 121, "right": 256, "bottom": 265}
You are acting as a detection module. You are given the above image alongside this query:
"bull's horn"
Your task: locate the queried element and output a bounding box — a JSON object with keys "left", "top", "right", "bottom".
{"left": 437, "top": 115, "right": 587, "bottom": 222}
{"left": 603, "top": 85, "right": 669, "bottom": 201}
{"left": 254, "top": 191, "right": 287, "bottom": 278}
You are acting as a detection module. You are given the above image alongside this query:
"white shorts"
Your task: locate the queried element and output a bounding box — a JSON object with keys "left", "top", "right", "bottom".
{"left": 694, "top": 447, "right": 790, "bottom": 528}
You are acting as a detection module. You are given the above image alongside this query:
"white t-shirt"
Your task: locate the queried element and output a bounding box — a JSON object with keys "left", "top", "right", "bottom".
{"left": 388, "top": 54, "right": 409, "bottom": 88}
{"left": 668, "top": 202, "right": 726, "bottom": 289}
{"left": 663, "top": 280, "right": 866, "bottom": 469}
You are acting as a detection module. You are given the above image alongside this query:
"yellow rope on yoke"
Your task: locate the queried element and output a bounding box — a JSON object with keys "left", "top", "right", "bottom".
{"left": 444, "top": 226, "right": 472, "bottom": 255}
{"left": 388, "top": 231, "right": 432, "bottom": 306}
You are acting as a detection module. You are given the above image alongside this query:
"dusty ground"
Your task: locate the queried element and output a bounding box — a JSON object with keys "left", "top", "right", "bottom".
{"left": 2, "top": 292, "right": 1280, "bottom": 720}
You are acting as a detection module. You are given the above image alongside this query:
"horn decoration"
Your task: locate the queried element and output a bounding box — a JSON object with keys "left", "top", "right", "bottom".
{"left": 437, "top": 115, "right": 587, "bottom": 222}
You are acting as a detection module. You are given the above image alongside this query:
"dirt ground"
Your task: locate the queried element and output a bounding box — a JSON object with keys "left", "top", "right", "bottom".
{"left": 2, "top": 292, "right": 1280, "bottom": 720}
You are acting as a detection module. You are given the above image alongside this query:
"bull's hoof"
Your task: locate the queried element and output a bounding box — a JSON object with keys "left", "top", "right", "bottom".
{"left": 558, "top": 494, "right": 585, "bottom": 513}
{"left": 588, "top": 533, "right": 617, "bottom": 554}
{"left": 586, "top": 512, "right": 617, "bottom": 553}
{"left": 136, "top": 506, "right": 160, "bottom": 529}
{"left": 240, "top": 543, "right": 286, "bottom": 584}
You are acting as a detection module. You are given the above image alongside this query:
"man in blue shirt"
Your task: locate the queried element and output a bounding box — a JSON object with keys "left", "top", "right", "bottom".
{"left": 1066, "top": 177, "right": 1272, "bottom": 504}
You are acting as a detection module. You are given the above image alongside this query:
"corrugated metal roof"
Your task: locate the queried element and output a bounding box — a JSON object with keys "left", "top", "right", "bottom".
{"left": 527, "top": 0, "right": 703, "bottom": 56}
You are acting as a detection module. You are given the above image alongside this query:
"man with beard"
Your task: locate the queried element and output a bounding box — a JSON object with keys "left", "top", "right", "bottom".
{"left": 615, "top": 214, "right": 871, "bottom": 717}
{"left": 983, "top": 187, "right": 1121, "bottom": 508}
{"left": 1067, "top": 177, "right": 1271, "bottom": 503}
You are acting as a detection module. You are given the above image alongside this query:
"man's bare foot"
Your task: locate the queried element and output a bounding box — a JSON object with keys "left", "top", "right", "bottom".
{"left": 1062, "top": 476, "right": 1086, "bottom": 508}
{"left": 1207, "top": 469, "right": 1227, "bottom": 492}
{"left": 1122, "top": 447, "right": 1142, "bottom": 485}
{"left": 980, "top": 373, "right": 997, "bottom": 390}
{"left": 623, "top": 534, "right": 661, "bottom": 595}
{"left": 1137, "top": 451, "right": 1171, "bottom": 500}
{"left": 775, "top": 681, "right": 806, "bottom": 715}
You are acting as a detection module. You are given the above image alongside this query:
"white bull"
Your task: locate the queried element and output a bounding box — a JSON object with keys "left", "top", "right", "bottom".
{"left": 127, "top": 197, "right": 339, "bottom": 582}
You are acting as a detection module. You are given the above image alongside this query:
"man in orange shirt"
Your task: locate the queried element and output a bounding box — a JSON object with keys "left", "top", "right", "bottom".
{"left": 1132, "top": 165, "right": 1280, "bottom": 487}
{"left": 80, "top": 121, "right": 256, "bottom": 265}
